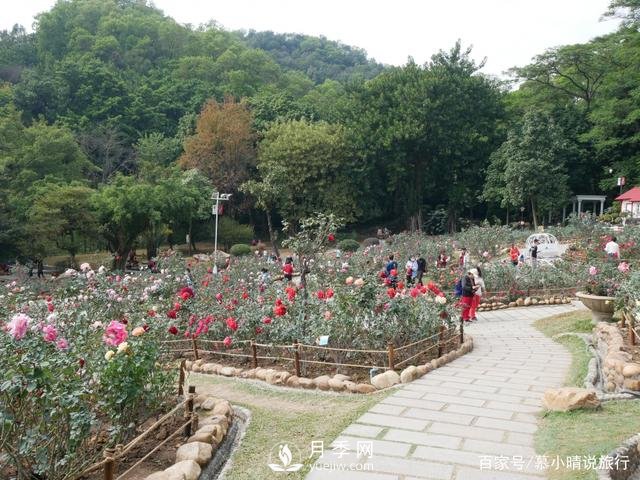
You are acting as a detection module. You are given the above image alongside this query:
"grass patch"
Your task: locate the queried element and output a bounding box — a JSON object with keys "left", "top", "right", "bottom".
{"left": 536, "top": 401, "right": 640, "bottom": 480}
{"left": 534, "top": 310, "right": 640, "bottom": 479}
{"left": 189, "top": 373, "right": 388, "bottom": 479}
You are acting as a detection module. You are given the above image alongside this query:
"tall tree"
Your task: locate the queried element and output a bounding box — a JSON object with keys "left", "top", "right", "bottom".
{"left": 179, "top": 97, "right": 255, "bottom": 210}
{"left": 482, "top": 110, "right": 571, "bottom": 228}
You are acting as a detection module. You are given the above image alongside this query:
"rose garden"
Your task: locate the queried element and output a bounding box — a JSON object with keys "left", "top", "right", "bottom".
{"left": 3, "top": 213, "right": 640, "bottom": 479}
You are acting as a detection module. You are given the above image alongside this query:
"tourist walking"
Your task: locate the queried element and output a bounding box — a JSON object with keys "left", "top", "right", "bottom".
{"left": 283, "top": 257, "right": 294, "bottom": 281}
{"left": 530, "top": 239, "right": 539, "bottom": 268}
{"left": 436, "top": 250, "right": 448, "bottom": 269}
{"left": 37, "top": 259, "right": 44, "bottom": 279}
{"left": 459, "top": 248, "right": 469, "bottom": 272}
{"left": 469, "top": 266, "right": 485, "bottom": 321}
{"left": 416, "top": 256, "right": 426, "bottom": 285}
{"left": 461, "top": 269, "right": 477, "bottom": 322}
{"left": 509, "top": 243, "right": 520, "bottom": 266}
{"left": 405, "top": 257, "right": 415, "bottom": 285}
{"left": 605, "top": 236, "right": 620, "bottom": 260}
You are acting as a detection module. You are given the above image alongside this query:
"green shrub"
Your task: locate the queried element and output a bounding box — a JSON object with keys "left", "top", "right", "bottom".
{"left": 217, "top": 217, "right": 254, "bottom": 249}
{"left": 337, "top": 239, "right": 360, "bottom": 252}
{"left": 230, "top": 244, "right": 252, "bottom": 256}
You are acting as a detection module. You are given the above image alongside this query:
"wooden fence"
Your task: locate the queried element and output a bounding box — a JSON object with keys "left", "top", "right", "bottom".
{"left": 163, "top": 323, "right": 463, "bottom": 376}
{"left": 76, "top": 362, "right": 194, "bottom": 480}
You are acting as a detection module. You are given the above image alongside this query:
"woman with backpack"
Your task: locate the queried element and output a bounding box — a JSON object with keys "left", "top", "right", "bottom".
{"left": 469, "top": 266, "right": 485, "bottom": 322}
{"left": 461, "top": 269, "right": 478, "bottom": 322}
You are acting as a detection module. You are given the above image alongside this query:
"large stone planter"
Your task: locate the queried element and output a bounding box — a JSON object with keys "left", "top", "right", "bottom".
{"left": 576, "top": 292, "right": 615, "bottom": 323}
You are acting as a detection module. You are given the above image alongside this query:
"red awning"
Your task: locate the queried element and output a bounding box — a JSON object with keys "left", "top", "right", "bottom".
{"left": 616, "top": 186, "right": 640, "bottom": 201}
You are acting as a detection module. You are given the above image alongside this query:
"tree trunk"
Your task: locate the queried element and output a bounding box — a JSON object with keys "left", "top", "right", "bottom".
{"left": 266, "top": 210, "right": 280, "bottom": 258}
{"left": 530, "top": 198, "right": 538, "bottom": 230}
{"left": 113, "top": 247, "right": 129, "bottom": 270}
{"left": 506, "top": 209, "right": 509, "bottom": 226}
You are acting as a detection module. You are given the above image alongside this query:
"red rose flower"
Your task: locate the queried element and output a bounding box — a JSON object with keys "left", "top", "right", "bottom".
{"left": 174, "top": 302, "right": 181, "bottom": 311}
{"left": 242, "top": 291, "right": 249, "bottom": 300}
{"left": 168, "top": 325, "right": 178, "bottom": 335}
{"left": 148, "top": 309, "right": 156, "bottom": 317}
{"left": 325, "top": 288, "right": 334, "bottom": 298}
{"left": 223, "top": 336, "right": 232, "bottom": 347}
{"left": 226, "top": 317, "right": 238, "bottom": 331}
{"left": 274, "top": 304, "right": 287, "bottom": 316}
{"left": 316, "top": 290, "right": 326, "bottom": 300}
{"left": 328, "top": 233, "right": 336, "bottom": 242}
{"left": 167, "top": 310, "right": 177, "bottom": 319}
{"left": 390, "top": 269, "right": 397, "bottom": 277}
{"left": 410, "top": 287, "right": 420, "bottom": 298}
{"left": 262, "top": 316, "right": 272, "bottom": 324}
{"left": 387, "top": 288, "right": 396, "bottom": 298}
{"left": 216, "top": 293, "right": 223, "bottom": 302}
{"left": 47, "top": 303, "right": 54, "bottom": 312}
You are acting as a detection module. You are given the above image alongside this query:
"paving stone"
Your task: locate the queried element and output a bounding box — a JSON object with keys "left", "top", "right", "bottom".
{"left": 381, "top": 396, "right": 445, "bottom": 411}
{"left": 393, "top": 389, "right": 424, "bottom": 399}
{"left": 412, "top": 445, "right": 494, "bottom": 467}
{"left": 512, "top": 412, "right": 538, "bottom": 424}
{"left": 474, "top": 418, "right": 537, "bottom": 434}
{"left": 331, "top": 436, "right": 410, "bottom": 458}
{"left": 383, "top": 429, "right": 462, "bottom": 449}
{"left": 427, "top": 422, "right": 505, "bottom": 442}
{"left": 403, "top": 408, "right": 474, "bottom": 425}
{"left": 443, "top": 404, "right": 513, "bottom": 420}
{"left": 420, "top": 393, "right": 485, "bottom": 407}
{"left": 307, "top": 468, "right": 399, "bottom": 480}
{"left": 504, "top": 432, "right": 535, "bottom": 447}
{"left": 343, "top": 424, "right": 384, "bottom": 438}
{"left": 458, "top": 390, "right": 526, "bottom": 405}
{"left": 484, "top": 401, "right": 539, "bottom": 413}
{"left": 358, "top": 413, "right": 429, "bottom": 431}
{"left": 453, "top": 466, "right": 544, "bottom": 479}
{"left": 364, "top": 455, "right": 454, "bottom": 479}
{"left": 369, "top": 404, "right": 406, "bottom": 416}
{"left": 462, "top": 438, "right": 536, "bottom": 457}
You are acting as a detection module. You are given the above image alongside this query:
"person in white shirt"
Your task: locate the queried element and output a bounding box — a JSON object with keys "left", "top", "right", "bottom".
{"left": 605, "top": 237, "right": 620, "bottom": 259}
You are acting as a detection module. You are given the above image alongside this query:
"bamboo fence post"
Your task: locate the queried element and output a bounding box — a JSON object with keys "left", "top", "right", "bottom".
{"left": 103, "top": 448, "right": 115, "bottom": 480}
{"left": 387, "top": 341, "right": 395, "bottom": 371}
{"left": 294, "top": 339, "right": 301, "bottom": 377}
{"left": 437, "top": 325, "right": 446, "bottom": 357}
{"left": 459, "top": 317, "right": 464, "bottom": 345}
{"left": 184, "top": 386, "right": 195, "bottom": 437}
{"left": 621, "top": 310, "right": 627, "bottom": 328}
{"left": 178, "top": 359, "right": 186, "bottom": 396}
{"left": 191, "top": 336, "right": 199, "bottom": 360}
{"left": 629, "top": 312, "right": 636, "bottom": 346}
{"left": 251, "top": 340, "right": 258, "bottom": 368}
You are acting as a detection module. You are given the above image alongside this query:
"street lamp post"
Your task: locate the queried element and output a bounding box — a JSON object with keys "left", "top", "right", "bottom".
{"left": 211, "top": 192, "right": 232, "bottom": 274}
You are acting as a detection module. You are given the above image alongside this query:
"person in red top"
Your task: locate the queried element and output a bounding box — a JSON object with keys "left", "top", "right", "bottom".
{"left": 283, "top": 257, "right": 294, "bottom": 281}
{"left": 509, "top": 243, "right": 520, "bottom": 266}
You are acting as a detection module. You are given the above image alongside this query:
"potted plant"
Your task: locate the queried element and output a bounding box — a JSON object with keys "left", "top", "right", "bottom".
{"left": 577, "top": 260, "right": 628, "bottom": 323}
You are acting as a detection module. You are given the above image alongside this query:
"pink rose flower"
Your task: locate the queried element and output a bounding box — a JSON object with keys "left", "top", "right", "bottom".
{"left": 56, "top": 338, "right": 69, "bottom": 350}
{"left": 103, "top": 320, "right": 128, "bottom": 346}
{"left": 589, "top": 266, "right": 598, "bottom": 276}
{"left": 42, "top": 324, "right": 58, "bottom": 343}
{"left": 7, "top": 313, "right": 30, "bottom": 340}
{"left": 618, "top": 262, "right": 630, "bottom": 273}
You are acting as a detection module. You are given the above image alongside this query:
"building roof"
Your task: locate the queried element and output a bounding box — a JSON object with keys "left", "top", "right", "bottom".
{"left": 616, "top": 186, "right": 640, "bottom": 201}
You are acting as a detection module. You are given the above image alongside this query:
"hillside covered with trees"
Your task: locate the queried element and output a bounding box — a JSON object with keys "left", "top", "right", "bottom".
{"left": 1, "top": 0, "right": 639, "bottom": 264}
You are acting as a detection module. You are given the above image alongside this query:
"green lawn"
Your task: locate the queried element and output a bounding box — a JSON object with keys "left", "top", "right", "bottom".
{"left": 534, "top": 311, "right": 640, "bottom": 480}
{"left": 189, "top": 373, "right": 388, "bottom": 479}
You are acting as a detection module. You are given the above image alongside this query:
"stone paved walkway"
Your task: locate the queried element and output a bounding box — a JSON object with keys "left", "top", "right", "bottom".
{"left": 306, "top": 303, "right": 583, "bottom": 480}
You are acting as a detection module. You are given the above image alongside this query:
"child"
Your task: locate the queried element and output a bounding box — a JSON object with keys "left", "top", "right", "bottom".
{"left": 509, "top": 243, "right": 520, "bottom": 266}
{"left": 461, "top": 269, "right": 477, "bottom": 322}
{"left": 283, "top": 257, "right": 294, "bottom": 281}
{"left": 405, "top": 257, "right": 415, "bottom": 285}
{"left": 260, "top": 267, "right": 271, "bottom": 285}
{"left": 469, "top": 266, "right": 485, "bottom": 321}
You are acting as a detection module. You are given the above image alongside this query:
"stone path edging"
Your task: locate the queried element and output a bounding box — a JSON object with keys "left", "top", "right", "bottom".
{"left": 306, "top": 303, "right": 582, "bottom": 480}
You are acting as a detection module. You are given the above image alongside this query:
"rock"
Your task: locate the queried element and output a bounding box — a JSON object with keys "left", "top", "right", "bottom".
{"left": 624, "top": 379, "right": 640, "bottom": 391}
{"left": 623, "top": 363, "right": 640, "bottom": 378}
{"left": 508, "top": 302, "right": 517, "bottom": 307}
{"left": 524, "top": 297, "right": 532, "bottom": 306}
{"left": 164, "top": 460, "right": 201, "bottom": 480}
{"left": 298, "top": 377, "right": 315, "bottom": 389}
{"left": 531, "top": 298, "right": 538, "bottom": 305}
{"left": 240, "top": 368, "right": 257, "bottom": 379}
{"left": 430, "top": 359, "right": 439, "bottom": 370}
{"left": 176, "top": 441, "right": 212, "bottom": 466}
{"left": 371, "top": 370, "right": 400, "bottom": 390}
{"left": 416, "top": 365, "right": 428, "bottom": 376}
{"left": 219, "top": 366, "right": 236, "bottom": 377}
{"left": 212, "top": 400, "right": 232, "bottom": 418}
{"left": 343, "top": 381, "right": 357, "bottom": 392}
{"left": 355, "top": 383, "right": 377, "bottom": 394}
{"left": 188, "top": 430, "right": 214, "bottom": 444}
{"left": 254, "top": 368, "right": 269, "bottom": 381}
{"left": 199, "top": 415, "right": 229, "bottom": 433}
{"left": 542, "top": 387, "right": 600, "bottom": 412}
{"left": 605, "top": 381, "right": 616, "bottom": 392}
{"left": 400, "top": 365, "right": 419, "bottom": 383}
{"left": 515, "top": 298, "right": 524, "bottom": 307}
{"left": 201, "top": 363, "right": 219, "bottom": 374}
{"left": 314, "top": 375, "right": 331, "bottom": 390}
{"left": 185, "top": 360, "right": 193, "bottom": 370}
{"left": 200, "top": 398, "right": 216, "bottom": 410}
{"left": 333, "top": 373, "right": 351, "bottom": 382}
{"left": 286, "top": 375, "right": 300, "bottom": 388}
{"left": 194, "top": 359, "right": 205, "bottom": 367}
{"left": 191, "top": 363, "right": 202, "bottom": 373}
{"left": 198, "top": 423, "right": 224, "bottom": 442}
{"left": 145, "top": 472, "right": 170, "bottom": 480}
{"left": 328, "top": 378, "right": 346, "bottom": 391}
